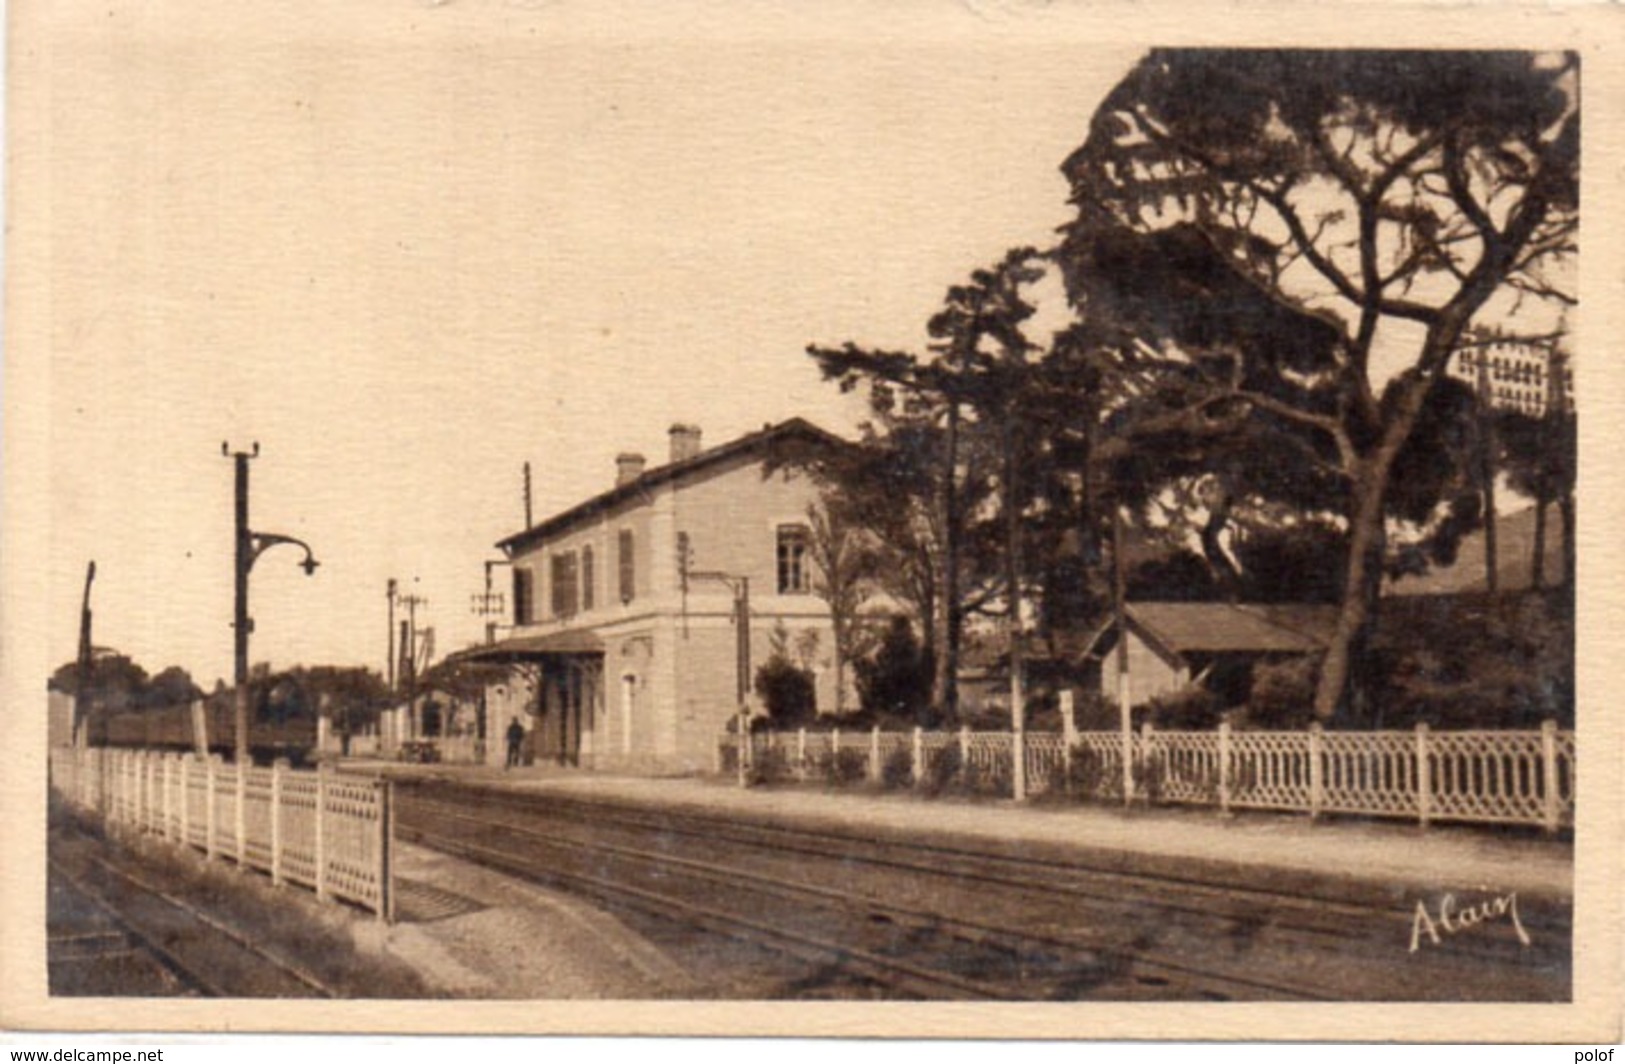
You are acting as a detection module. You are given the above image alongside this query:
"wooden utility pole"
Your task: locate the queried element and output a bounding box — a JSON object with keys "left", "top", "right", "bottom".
{"left": 1474, "top": 347, "right": 1500, "bottom": 592}
{"left": 937, "top": 397, "right": 961, "bottom": 721}
{"left": 1004, "top": 411, "right": 1025, "bottom": 802}
{"left": 72, "top": 562, "right": 96, "bottom": 748}
{"left": 1113, "top": 505, "right": 1132, "bottom": 806}
{"left": 223, "top": 442, "right": 318, "bottom": 764}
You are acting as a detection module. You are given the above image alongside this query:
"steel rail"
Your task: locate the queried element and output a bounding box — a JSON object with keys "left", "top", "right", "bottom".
{"left": 48, "top": 857, "right": 225, "bottom": 997}
{"left": 52, "top": 852, "right": 339, "bottom": 998}
{"left": 401, "top": 793, "right": 1330, "bottom": 1001}
{"left": 397, "top": 810, "right": 1021, "bottom": 1001}
{"left": 404, "top": 779, "right": 1569, "bottom": 945}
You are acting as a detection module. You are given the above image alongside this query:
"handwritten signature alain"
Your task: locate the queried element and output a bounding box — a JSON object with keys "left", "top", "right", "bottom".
{"left": 1410, "top": 891, "right": 1531, "bottom": 952}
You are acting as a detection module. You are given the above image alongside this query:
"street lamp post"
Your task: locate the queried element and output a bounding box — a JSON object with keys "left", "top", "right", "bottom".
{"left": 686, "top": 568, "right": 750, "bottom": 786}
{"left": 224, "top": 442, "right": 319, "bottom": 764}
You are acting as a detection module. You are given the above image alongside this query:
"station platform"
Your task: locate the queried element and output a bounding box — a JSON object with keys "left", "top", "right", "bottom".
{"left": 339, "top": 757, "right": 1574, "bottom": 905}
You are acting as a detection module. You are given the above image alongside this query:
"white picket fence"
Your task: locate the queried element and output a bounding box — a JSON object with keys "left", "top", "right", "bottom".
{"left": 720, "top": 720, "right": 1575, "bottom": 832}
{"left": 50, "top": 746, "right": 395, "bottom": 920}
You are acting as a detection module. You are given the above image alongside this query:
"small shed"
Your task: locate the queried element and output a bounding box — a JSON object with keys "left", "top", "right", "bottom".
{"left": 1079, "top": 602, "right": 1338, "bottom": 707}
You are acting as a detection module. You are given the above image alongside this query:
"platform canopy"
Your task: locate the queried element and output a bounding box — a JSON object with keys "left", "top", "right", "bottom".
{"left": 453, "top": 629, "right": 605, "bottom": 664}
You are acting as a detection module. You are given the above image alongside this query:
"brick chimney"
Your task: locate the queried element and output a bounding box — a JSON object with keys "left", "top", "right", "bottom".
{"left": 615, "top": 452, "right": 647, "bottom": 487}
{"left": 668, "top": 423, "right": 703, "bottom": 464}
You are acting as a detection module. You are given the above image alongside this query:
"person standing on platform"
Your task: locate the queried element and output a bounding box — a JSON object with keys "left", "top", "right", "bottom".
{"left": 505, "top": 717, "right": 525, "bottom": 769}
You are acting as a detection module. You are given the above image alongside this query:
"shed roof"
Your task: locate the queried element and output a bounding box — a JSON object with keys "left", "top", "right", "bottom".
{"left": 1080, "top": 602, "right": 1338, "bottom": 664}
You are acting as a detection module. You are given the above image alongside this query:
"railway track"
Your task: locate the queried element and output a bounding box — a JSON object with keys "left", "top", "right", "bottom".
{"left": 401, "top": 788, "right": 1311, "bottom": 1000}
{"left": 395, "top": 781, "right": 1569, "bottom": 1002}
{"left": 47, "top": 850, "right": 339, "bottom": 998}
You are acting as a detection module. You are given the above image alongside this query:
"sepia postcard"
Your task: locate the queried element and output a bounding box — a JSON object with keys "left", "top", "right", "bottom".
{"left": 3, "top": 0, "right": 1622, "bottom": 1046}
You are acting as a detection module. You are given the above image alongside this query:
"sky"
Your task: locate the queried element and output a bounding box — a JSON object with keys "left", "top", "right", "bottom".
{"left": 22, "top": 0, "right": 1142, "bottom": 686}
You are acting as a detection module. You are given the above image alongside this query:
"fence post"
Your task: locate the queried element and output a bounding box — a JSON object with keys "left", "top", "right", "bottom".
{"left": 832, "top": 727, "right": 840, "bottom": 777}
{"left": 797, "top": 727, "right": 808, "bottom": 781}
{"left": 911, "top": 727, "right": 923, "bottom": 787}
{"left": 1218, "top": 721, "right": 1232, "bottom": 816}
{"left": 205, "top": 756, "right": 218, "bottom": 860}
{"left": 1121, "top": 712, "right": 1135, "bottom": 808}
{"left": 314, "top": 763, "right": 330, "bottom": 901}
{"left": 1541, "top": 719, "right": 1561, "bottom": 835}
{"left": 1308, "top": 722, "right": 1324, "bottom": 821}
{"left": 1012, "top": 727, "right": 1026, "bottom": 803}
{"left": 959, "top": 725, "right": 970, "bottom": 767}
{"left": 270, "top": 759, "right": 285, "bottom": 886}
{"left": 376, "top": 778, "right": 394, "bottom": 923}
{"left": 1060, "top": 691, "right": 1077, "bottom": 797}
{"left": 869, "top": 726, "right": 882, "bottom": 784}
{"left": 1142, "top": 722, "right": 1156, "bottom": 805}
{"left": 1415, "top": 722, "right": 1432, "bottom": 829}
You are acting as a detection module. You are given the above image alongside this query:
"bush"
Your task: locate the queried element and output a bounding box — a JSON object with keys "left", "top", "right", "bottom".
{"left": 827, "top": 747, "right": 869, "bottom": 786}
{"left": 754, "top": 656, "right": 817, "bottom": 728}
{"left": 748, "top": 744, "right": 792, "bottom": 786}
{"left": 1246, "top": 656, "right": 1319, "bottom": 729}
{"left": 880, "top": 747, "right": 914, "bottom": 790}
{"left": 921, "top": 744, "right": 963, "bottom": 797}
{"left": 960, "top": 753, "right": 1012, "bottom": 798}
{"left": 1142, "top": 685, "right": 1222, "bottom": 730}
{"left": 1066, "top": 744, "right": 1123, "bottom": 800}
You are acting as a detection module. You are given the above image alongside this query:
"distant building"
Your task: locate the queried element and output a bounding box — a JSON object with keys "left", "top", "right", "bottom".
{"left": 1077, "top": 602, "right": 1338, "bottom": 708}
{"left": 462, "top": 419, "right": 844, "bottom": 773}
{"left": 1450, "top": 339, "right": 1571, "bottom": 418}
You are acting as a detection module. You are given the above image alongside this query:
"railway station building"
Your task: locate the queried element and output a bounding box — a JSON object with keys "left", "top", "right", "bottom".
{"left": 462, "top": 419, "right": 845, "bottom": 774}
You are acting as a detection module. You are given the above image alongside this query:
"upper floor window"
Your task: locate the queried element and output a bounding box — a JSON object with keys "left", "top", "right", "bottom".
{"left": 618, "top": 529, "right": 636, "bottom": 604}
{"left": 550, "top": 552, "right": 579, "bottom": 618}
{"left": 581, "top": 546, "right": 595, "bottom": 612}
{"left": 777, "top": 524, "right": 812, "bottom": 595}
{"left": 512, "top": 567, "right": 535, "bottom": 626}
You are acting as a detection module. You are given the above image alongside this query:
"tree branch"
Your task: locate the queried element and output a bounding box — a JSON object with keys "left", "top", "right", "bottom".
{"left": 1231, "top": 388, "right": 1358, "bottom": 471}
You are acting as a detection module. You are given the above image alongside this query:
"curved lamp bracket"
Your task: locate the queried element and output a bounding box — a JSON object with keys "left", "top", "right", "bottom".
{"left": 249, "top": 531, "right": 320, "bottom": 575}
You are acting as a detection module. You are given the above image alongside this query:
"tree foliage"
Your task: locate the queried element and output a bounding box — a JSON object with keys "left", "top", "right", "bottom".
{"left": 1059, "top": 49, "right": 1578, "bottom": 721}
{"left": 853, "top": 617, "right": 938, "bottom": 727}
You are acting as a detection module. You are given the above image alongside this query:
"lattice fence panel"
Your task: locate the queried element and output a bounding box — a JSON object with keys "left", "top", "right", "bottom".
{"left": 184, "top": 760, "right": 212, "bottom": 849}
{"left": 917, "top": 732, "right": 957, "bottom": 786}
{"left": 325, "top": 777, "right": 386, "bottom": 910}
{"left": 216, "top": 765, "right": 246, "bottom": 858}
{"left": 1427, "top": 730, "right": 1545, "bottom": 825}
{"left": 963, "top": 732, "right": 1013, "bottom": 796}
{"left": 1556, "top": 730, "right": 1576, "bottom": 815}
{"left": 240, "top": 767, "right": 275, "bottom": 870}
{"left": 1071, "top": 732, "right": 1131, "bottom": 801}
{"left": 1228, "top": 731, "right": 1313, "bottom": 811}
{"left": 278, "top": 773, "right": 320, "bottom": 888}
{"left": 1150, "top": 731, "right": 1222, "bottom": 805}
{"left": 1024, "top": 734, "right": 1067, "bottom": 796}
{"left": 800, "top": 731, "right": 835, "bottom": 780}
{"left": 1320, "top": 731, "right": 1418, "bottom": 817}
